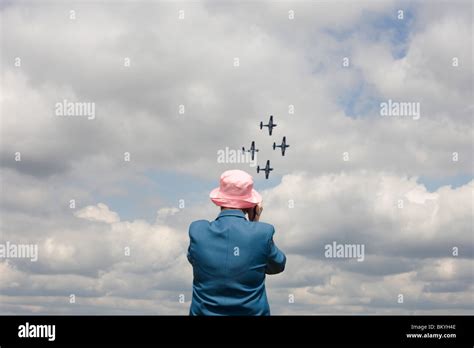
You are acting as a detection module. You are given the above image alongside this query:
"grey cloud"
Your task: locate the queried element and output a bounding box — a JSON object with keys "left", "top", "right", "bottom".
{"left": 1, "top": 0, "right": 471, "bottom": 179}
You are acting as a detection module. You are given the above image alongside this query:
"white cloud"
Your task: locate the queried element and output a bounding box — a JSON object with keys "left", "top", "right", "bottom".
{"left": 262, "top": 172, "right": 472, "bottom": 257}
{"left": 75, "top": 203, "right": 120, "bottom": 224}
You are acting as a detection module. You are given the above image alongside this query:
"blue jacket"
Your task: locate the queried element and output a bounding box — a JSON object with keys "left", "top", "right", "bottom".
{"left": 187, "top": 209, "right": 286, "bottom": 316}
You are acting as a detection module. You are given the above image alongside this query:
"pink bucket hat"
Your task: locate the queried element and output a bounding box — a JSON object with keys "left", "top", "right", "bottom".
{"left": 210, "top": 170, "right": 262, "bottom": 208}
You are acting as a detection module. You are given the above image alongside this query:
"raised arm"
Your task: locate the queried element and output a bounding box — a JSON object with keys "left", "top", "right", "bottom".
{"left": 266, "top": 228, "right": 286, "bottom": 275}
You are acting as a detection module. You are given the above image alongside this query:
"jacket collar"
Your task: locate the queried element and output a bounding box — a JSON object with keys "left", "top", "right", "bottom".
{"left": 216, "top": 209, "right": 247, "bottom": 220}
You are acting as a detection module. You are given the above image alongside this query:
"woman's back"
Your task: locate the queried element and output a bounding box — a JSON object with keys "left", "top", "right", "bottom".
{"left": 187, "top": 209, "right": 286, "bottom": 316}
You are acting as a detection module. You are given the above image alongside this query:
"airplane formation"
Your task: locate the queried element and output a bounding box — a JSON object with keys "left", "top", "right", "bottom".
{"left": 242, "top": 115, "right": 290, "bottom": 179}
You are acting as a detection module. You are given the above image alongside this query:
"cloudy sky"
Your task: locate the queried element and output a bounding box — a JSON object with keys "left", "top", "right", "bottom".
{"left": 0, "top": 0, "right": 472, "bottom": 314}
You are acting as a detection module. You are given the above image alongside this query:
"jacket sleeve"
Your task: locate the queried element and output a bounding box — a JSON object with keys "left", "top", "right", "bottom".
{"left": 187, "top": 224, "right": 194, "bottom": 265}
{"left": 187, "top": 244, "right": 193, "bottom": 265}
{"left": 265, "top": 227, "right": 286, "bottom": 275}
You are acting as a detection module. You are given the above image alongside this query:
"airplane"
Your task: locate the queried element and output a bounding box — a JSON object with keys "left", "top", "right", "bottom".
{"left": 242, "top": 141, "right": 259, "bottom": 161}
{"left": 260, "top": 115, "right": 277, "bottom": 136}
{"left": 273, "top": 136, "right": 290, "bottom": 156}
{"left": 257, "top": 160, "right": 273, "bottom": 179}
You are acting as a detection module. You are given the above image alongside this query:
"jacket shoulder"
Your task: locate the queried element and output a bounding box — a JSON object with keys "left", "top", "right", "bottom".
{"left": 252, "top": 221, "right": 275, "bottom": 239}
{"left": 190, "top": 219, "right": 209, "bottom": 227}
{"left": 189, "top": 219, "right": 210, "bottom": 234}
